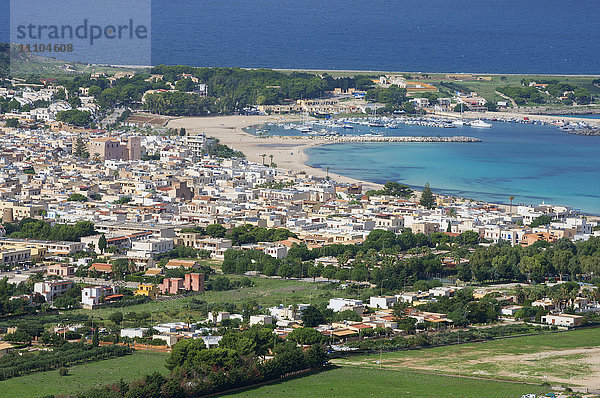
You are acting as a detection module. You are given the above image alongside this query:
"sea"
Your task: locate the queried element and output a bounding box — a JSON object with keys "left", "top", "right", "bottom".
{"left": 247, "top": 120, "right": 600, "bottom": 214}
{"left": 1, "top": 0, "right": 600, "bottom": 74}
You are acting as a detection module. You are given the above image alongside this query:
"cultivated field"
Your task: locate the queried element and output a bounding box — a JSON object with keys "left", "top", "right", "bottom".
{"left": 0, "top": 351, "right": 169, "bottom": 398}
{"left": 332, "top": 327, "right": 600, "bottom": 391}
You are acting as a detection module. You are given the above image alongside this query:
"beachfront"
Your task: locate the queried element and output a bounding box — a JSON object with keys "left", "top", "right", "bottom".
{"left": 167, "top": 115, "right": 384, "bottom": 190}
{"left": 167, "top": 112, "right": 600, "bottom": 214}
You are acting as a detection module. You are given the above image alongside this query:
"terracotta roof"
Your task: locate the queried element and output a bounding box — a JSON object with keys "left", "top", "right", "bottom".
{"left": 90, "top": 263, "right": 112, "bottom": 272}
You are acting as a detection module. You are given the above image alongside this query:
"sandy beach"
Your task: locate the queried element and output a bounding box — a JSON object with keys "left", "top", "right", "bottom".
{"left": 166, "top": 115, "right": 383, "bottom": 190}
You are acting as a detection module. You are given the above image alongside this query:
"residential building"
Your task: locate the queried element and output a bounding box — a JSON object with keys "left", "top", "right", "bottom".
{"left": 369, "top": 296, "right": 397, "bottom": 309}
{"left": 47, "top": 263, "right": 75, "bottom": 277}
{"left": 81, "top": 285, "right": 120, "bottom": 308}
{"left": 159, "top": 278, "right": 184, "bottom": 295}
{"left": 541, "top": 314, "right": 584, "bottom": 327}
{"left": 135, "top": 284, "right": 159, "bottom": 299}
{"left": 34, "top": 280, "right": 74, "bottom": 303}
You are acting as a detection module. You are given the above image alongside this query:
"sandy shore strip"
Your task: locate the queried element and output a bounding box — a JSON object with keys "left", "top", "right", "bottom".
{"left": 166, "top": 115, "right": 383, "bottom": 190}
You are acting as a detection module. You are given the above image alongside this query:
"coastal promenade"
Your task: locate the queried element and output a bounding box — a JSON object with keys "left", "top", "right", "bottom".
{"left": 436, "top": 110, "right": 600, "bottom": 126}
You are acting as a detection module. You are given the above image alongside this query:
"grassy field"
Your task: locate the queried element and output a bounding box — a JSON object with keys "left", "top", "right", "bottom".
{"left": 332, "top": 327, "right": 600, "bottom": 388}
{"left": 226, "top": 366, "right": 548, "bottom": 398}
{"left": 72, "top": 276, "right": 349, "bottom": 324}
{"left": 0, "top": 351, "right": 168, "bottom": 398}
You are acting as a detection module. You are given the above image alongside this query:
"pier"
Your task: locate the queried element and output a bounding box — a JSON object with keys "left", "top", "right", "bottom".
{"left": 267, "top": 135, "right": 481, "bottom": 143}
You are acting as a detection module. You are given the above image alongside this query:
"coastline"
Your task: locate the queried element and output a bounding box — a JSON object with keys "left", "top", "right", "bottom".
{"left": 166, "top": 115, "right": 383, "bottom": 190}
{"left": 166, "top": 113, "right": 600, "bottom": 215}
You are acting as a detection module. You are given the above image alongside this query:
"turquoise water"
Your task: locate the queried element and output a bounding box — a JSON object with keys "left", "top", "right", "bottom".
{"left": 283, "top": 121, "right": 600, "bottom": 214}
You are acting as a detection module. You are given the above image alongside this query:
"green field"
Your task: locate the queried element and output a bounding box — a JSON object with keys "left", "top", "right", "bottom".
{"left": 226, "top": 366, "right": 547, "bottom": 398}
{"left": 73, "top": 276, "right": 348, "bottom": 324}
{"left": 333, "top": 327, "right": 600, "bottom": 387}
{"left": 0, "top": 351, "right": 168, "bottom": 398}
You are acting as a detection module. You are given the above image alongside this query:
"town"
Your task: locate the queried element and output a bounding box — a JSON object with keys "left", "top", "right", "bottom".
{"left": 1, "top": 65, "right": 600, "bottom": 397}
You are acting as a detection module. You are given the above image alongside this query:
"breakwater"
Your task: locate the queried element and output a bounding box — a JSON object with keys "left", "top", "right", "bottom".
{"left": 266, "top": 135, "right": 481, "bottom": 143}
{"left": 324, "top": 136, "right": 481, "bottom": 143}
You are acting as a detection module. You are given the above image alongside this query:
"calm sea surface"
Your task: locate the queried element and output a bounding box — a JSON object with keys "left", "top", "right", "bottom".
{"left": 2, "top": 0, "right": 600, "bottom": 74}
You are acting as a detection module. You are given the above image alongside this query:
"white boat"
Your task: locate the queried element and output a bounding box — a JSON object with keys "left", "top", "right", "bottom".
{"left": 452, "top": 120, "right": 466, "bottom": 126}
{"left": 470, "top": 120, "right": 492, "bottom": 128}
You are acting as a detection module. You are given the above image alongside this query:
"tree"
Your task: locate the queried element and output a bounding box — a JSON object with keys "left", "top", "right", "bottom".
{"left": 287, "top": 327, "right": 323, "bottom": 345}
{"left": 334, "top": 309, "right": 362, "bottom": 322}
{"left": 108, "top": 311, "right": 124, "bottom": 325}
{"left": 114, "top": 196, "right": 132, "bottom": 205}
{"left": 206, "top": 224, "right": 226, "bottom": 238}
{"left": 366, "top": 181, "right": 413, "bottom": 199}
{"left": 56, "top": 109, "right": 92, "bottom": 127}
{"left": 307, "top": 265, "right": 322, "bottom": 281}
{"left": 54, "top": 88, "right": 67, "bottom": 100}
{"left": 67, "top": 193, "right": 88, "bottom": 202}
{"left": 530, "top": 215, "right": 555, "bottom": 228}
{"left": 419, "top": 183, "right": 436, "bottom": 209}
{"left": 68, "top": 96, "right": 82, "bottom": 108}
{"left": 73, "top": 135, "right": 89, "bottom": 159}
{"left": 98, "top": 234, "right": 107, "bottom": 253}
{"left": 4, "top": 118, "right": 19, "bottom": 128}
{"left": 92, "top": 328, "right": 99, "bottom": 346}
{"left": 301, "top": 306, "right": 324, "bottom": 327}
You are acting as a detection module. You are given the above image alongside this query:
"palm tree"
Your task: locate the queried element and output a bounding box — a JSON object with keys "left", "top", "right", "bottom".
{"left": 260, "top": 154, "right": 266, "bottom": 165}
{"left": 509, "top": 195, "right": 515, "bottom": 214}
{"left": 269, "top": 154, "right": 274, "bottom": 166}
{"left": 186, "top": 314, "right": 195, "bottom": 330}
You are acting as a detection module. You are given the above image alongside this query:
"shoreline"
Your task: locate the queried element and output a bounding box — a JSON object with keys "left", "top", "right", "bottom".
{"left": 271, "top": 68, "right": 600, "bottom": 78}
{"left": 166, "top": 115, "right": 383, "bottom": 190}
{"left": 165, "top": 113, "right": 600, "bottom": 215}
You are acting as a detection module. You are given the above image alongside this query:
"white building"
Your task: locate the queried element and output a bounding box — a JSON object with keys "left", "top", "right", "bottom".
{"left": 327, "top": 298, "right": 364, "bottom": 313}
{"left": 81, "top": 285, "right": 119, "bottom": 308}
{"left": 184, "top": 134, "right": 207, "bottom": 160}
{"left": 500, "top": 305, "right": 523, "bottom": 316}
{"left": 264, "top": 244, "right": 288, "bottom": 259}
{"left": 429, "top": 287, "right": 455, "bottom": 297}
{"left": 120, "top": 328, "right": 147, "bottom": 338}
{"left": 541, "top": 314, "right": 584, "bottom": 327}
{"left": 201, "top": 335, "right": 223, "bottom": 348}
{"left": 249, "top": 315, "right": 273, "bottom": 326}
{"left": 34, "top": 280, "right": 74, "bottom": 303}
{"left": 126, "top": 238, "right": 174, "bottom": 258}
{"left": 369, "top": 296, "right": 397, "bottom": 309}
{"left": 207, "top": 311, "right": 230, "bottom": 324}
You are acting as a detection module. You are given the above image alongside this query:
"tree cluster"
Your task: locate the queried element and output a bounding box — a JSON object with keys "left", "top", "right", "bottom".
{"left": 3, "top": 219, "right": 95, "bottom": 242}
{"left": 79, "top": 326, "right": 327, "bottom": 397}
